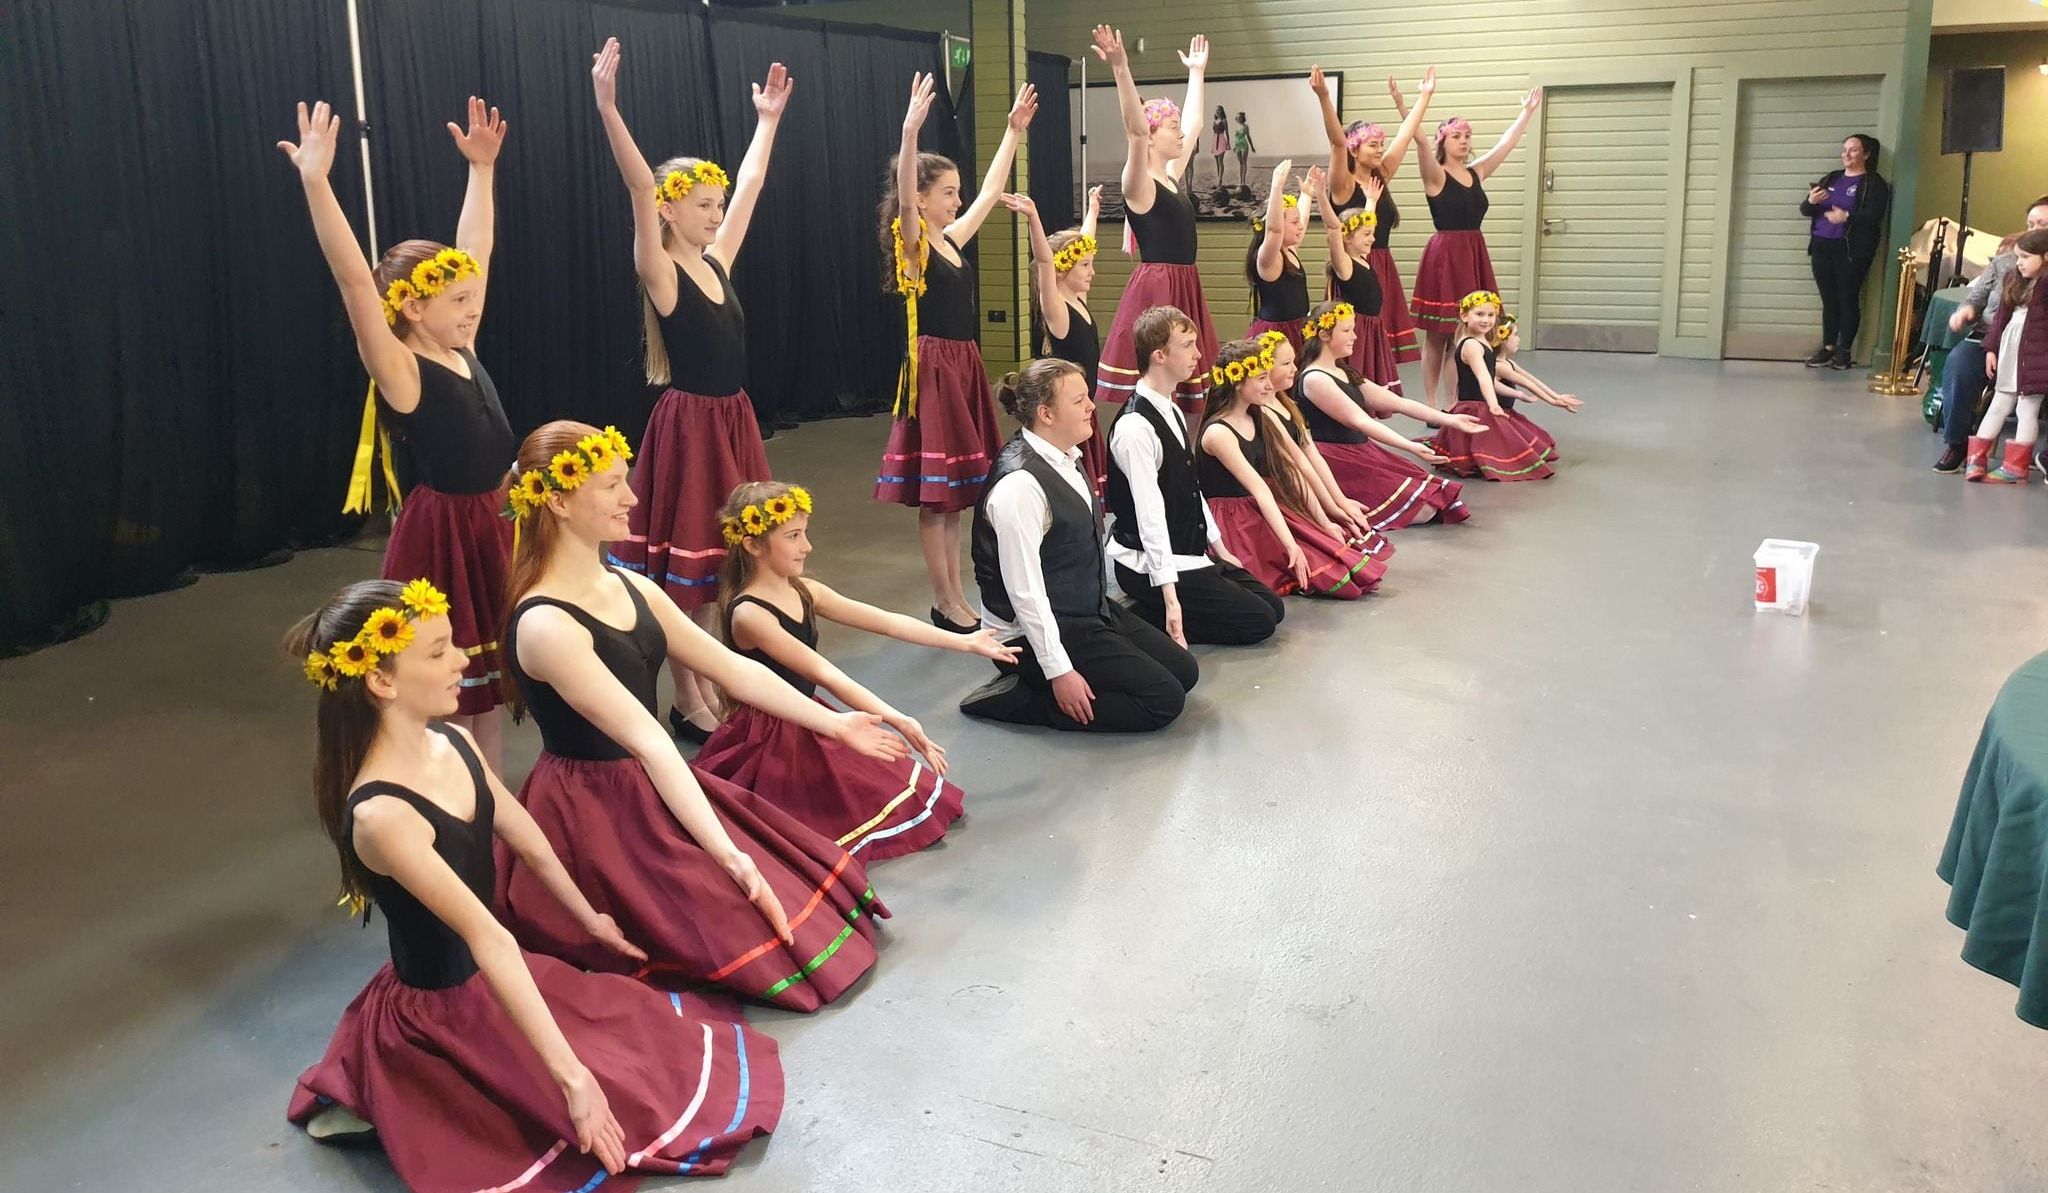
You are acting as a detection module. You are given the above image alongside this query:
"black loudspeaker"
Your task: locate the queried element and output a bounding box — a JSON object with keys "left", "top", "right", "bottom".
{"left": 1943, "top": 67, "right": 2005, "bottom": 154}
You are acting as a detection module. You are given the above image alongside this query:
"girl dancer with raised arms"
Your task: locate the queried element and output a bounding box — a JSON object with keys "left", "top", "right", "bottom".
{"left": 1310, "top": 66, "right": 1434, "bottom": 367}
{"left": 1297, "top": 300, "right": 1477, "bottom": 527}
{"left": 281, "top": 97, "right": 513, "bottom": 767}
{"left": 497, "top": 422, "right": 907, "bottom": 1010}
{"left": 1411, "top": 85, "right": 1542, "bottom": 408}
{"left": 590, "top": 38, "right": 791, "bottom": 744}
{"left": 1089, "top": 25, "right": 1216, "bottom": 419}
{"left": 1431, "top": 293, "right": 1556, "bottom": 481}
{"left": 1315, "top": 168, "right": 1406, "bottom": 395}
{"left": 285, "top": 578, "right": 780, "bottom": 1189}
{"left": 696, "top": 480, "right": 1018, "bottom": 860}
{"left": 1005, "top": 187, "right": 1110, "bottom": 493}
{"left": 874, "top": 73, "right": 1038, "bottom": 635}
{"left": 1245, "top": 163, "right": 1319, "bottom": 349}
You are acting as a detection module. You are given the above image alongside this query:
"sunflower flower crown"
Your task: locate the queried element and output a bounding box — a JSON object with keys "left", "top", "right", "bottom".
{"left": 381, "top": 248, "right": 481, "bottom": 327}
{"left": 302, "top": 580, "right": 451, "bottom": 691}
{"left": 1341, "top": 208, "right": 1379, "bottom": 236}
{"left": 1052, "top": 234, "right": 1097, "bottom": 273}
{"left": 1210, "top": 341, "right": 1281, "bottom": 388}
{"left": 1142, "top": 97, "right": 1181, "bottom": 131}
{"left": 1311, "top": 302, "right": 1356, "bottom": 336}
{"left": 653, "top": 161, "right": 731, "bottom": 205}
{"left": 1490, "top": 313, "right": 1519, "bottom": 348}
{"left": 1459, "top": 290, "right": 1504, "bottom": 317}
{"left": 721, "top": 486, "right": 814, "bottom": 547}
{"left": 502, "top": 427, "right": 635, "bottom": 522}
{"left": 1248, "top": 193, "right": 1300, "bottom": 235}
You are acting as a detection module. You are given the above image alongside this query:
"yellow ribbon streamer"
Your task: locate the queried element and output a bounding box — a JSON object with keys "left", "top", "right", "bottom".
{"left": 342, "top": 381, "right": 404, "bottom": 515}
{"left": 891, "top": 218, "right": 931, "bottom": 419}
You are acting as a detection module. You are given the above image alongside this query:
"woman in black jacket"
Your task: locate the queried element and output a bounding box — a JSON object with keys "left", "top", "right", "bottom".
{"left": 1799, "top": 133, "right": 1891, "bottom": 370}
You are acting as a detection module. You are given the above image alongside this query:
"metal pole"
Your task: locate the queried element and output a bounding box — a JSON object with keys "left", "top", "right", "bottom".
{"left": 345, "top": 0, "right": 379, "bottom": 258}
{"left": 1953, "top": 151, "right": 1973, "bottom": 288}
{"left": 1078, "top": 53, "right": 1087, "bottom": 220}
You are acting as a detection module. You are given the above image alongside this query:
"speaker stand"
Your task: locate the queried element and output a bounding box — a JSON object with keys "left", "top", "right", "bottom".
{"left": 1953, "top": 151, "right": 1975, "bottom": 288}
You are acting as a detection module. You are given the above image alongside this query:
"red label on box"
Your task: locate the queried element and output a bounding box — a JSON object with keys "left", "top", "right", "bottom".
{"left": 1755, "top": 566, "right": 1777, "bottom": 604}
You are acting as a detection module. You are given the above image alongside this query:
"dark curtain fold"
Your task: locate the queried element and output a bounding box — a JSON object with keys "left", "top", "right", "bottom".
{"left": 1027, "top": 51, "right": 1075, "bottom": 232}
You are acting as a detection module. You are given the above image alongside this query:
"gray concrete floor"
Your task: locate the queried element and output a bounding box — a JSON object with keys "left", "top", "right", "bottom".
{"left": 5, "top": 352, "right": 2048, "bottom": 1193}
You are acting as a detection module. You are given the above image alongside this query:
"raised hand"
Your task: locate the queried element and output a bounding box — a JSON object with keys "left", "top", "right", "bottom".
{"left": 586, "top": 914, "right": 647, "bottom": 963}
{"left": 1090, "top": 25, "right": 1127, "bottom": 70}
{"left": 1418, "top": 66, "right": 1438, "bottom": 97}
{"left": 276, "top": 100, "right": 341, "bottom": 183}
{"left": 963, "top": 629, "right": 1020, "bottom": 664}
{"left": 1388, "top": 76, "right": 1407, "bottom": 106}
{"left": 591, "top": 38, "right": 620, "bottom": 110}
{"left": 562, "top": 1067, "right": 627, "bottom": 1174}
{"left": 834, "top": 710, "right": 910, "bottom": 762}
{"left": 1269, "top": 158, "right": 1293, "bottom": 191}
{"left": 1522, "top": 86, "right": 1544, "bottom": 113}
{"left": 447, "top": 96, "right": 507, "bottom": 166}
{"left": 1008, "top": 83, "right": 1039, "bottom": 132}
{"left": 753, "top": 62, "right": 793, "bottom": 121}
{"left": 1086, "top": 185, "right": 1103, "bottom": 220}
{"left": 1361, "top": 171, "right": 1385, "bottom": 206}
{"left": 1302, "top": 164, "right": 1326, "bottom": 201}
{"left": 998, "top": 192, "right": 1038, "bottom": 218}
{"left": 1309, "top": 65, "right": 1329, "bottom": 99}
{"left": 1179, "top": 34, "right": 1210, "bottom": 72}
{"left": 720, "top": 850, "right": 794, "bottom": 944}
{"left": 903, "top": 72, "right": 937, "bottom": 138}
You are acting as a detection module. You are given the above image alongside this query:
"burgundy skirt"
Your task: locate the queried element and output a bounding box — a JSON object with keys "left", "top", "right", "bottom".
{"left": 1346, "top": 312, "right": 1405, "bottom": 394}
{"left": 1207, "top": 494, "right": 1389, "bottom": 599}
{"left": 1410, "top": 230, "right": 1499, "bottom": 334}
{"left": 610, "top": 387, "right": 771, "bottom": 613}
{"left": 1512, "top": 407, "right": 1560, "bottom": 461}
{"left": 1431, "top": 400, "right": 1556, "bottom": 481}
{"left": 1316, "top": 439, "right": 1469, "bottom": 529}
{"left": 498, "top": 753, "right": 888, "bottom": 1011}
{"left": 1095, "top": 261, "right": 1217, "bottom": 421}
{"left": 695, "top": 699, "right": 964, "bottom": 863}
{"left": 287, "top": 955, "right": 781, "bottom": 1191}
{"left": 1247, "top": 315, "right": 1308, "bottom": 353}
{"left": 1368, "top": 247, "right": 1420, "bottom": 364}
{"left": 383, "top": 486, "right": 512, "bottom": 716}
{"left": 873, "top": 335, "right": 1003, "bottom": 513}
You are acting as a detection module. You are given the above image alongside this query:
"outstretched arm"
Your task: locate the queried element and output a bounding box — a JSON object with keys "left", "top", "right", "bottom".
{"left": 711, "top": 62, "right": 792, "bottom": 267}
{"left": 278, "top": 100, "right": 421, "bottom": 411}
{"left": 895, "top": 72, "right": 939, "bottom": 273}
{"left": 1316, "top": 169, "right": 1350, "bottom": 281}
{"left": 1202, "top": 423, "right": 1308, "bottom": 592}
{"left": 591, "top": 39, "right": 676, "bottom": 313}
{"left": 1256, "top": 160, "right": 1293, "bottom": 282}
{"left": 1303, "top": 370, "right": 1456, "bottom": 463}
{"left": 448, "top": 96, "right": 505, "bottom": 346}
{"left": 1170, "top": 36, "right": 1210, "bottom": 181}
{"left": 1080, "top": 184, "right": 1102, "bottom": 242}
{"left": 1498, "top": 359, "right": 1583, "bottom": 411}
{"left": 1380, "top": 67, "right": 1435, "bottom": 178}
{"left": 1258, "top": 407, "right": 1355, "bottom": 537}
{"left": 1387, "top": 75, "right": 1411, "bottom": 120}
{"left": 1092, "top": 26, "right": 1155, "bottom": 215}
{"left": 809, "top": 580, "right": 1018, "bottom": 663}
{"left": 1472, "top": 87, "right": 1542, "bottom": 181}
{"left": 947, "top": 84, "right": 1037, "bottom": 247}
{"left": 1460, "top": 337, "right": 1506, "bottom": 417}
{"left": 1309, "top": 65, "right": 1355, "bottom": 204}
{"left": 1003, "top": 193, "right": 1068, "bottom": 341}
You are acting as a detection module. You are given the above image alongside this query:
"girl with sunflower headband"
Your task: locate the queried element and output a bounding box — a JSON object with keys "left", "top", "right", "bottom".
{"left": 1251, "top": 329, "right": 1397, "bottom": 555}
{"left": 1313, "top": 167, "right": 1407, "bottom": 397}
{"left": 872, "top": 72, "right": 1038, "bottom": 637}
{"left": 280, "top": 96, "right": 515, "bottom": 767}
{"left": 1310, "top": 65, "right": 1435, "bottom": 367}
{"left": 1486, "top": 313, "right": 1582, "bottom": 462}
{"left": 1244, "top": 163, "right": 1317, "bottom": 352}
{"left": 282, "top": 578, "right": 783, "bottom": 1188}
{"left": 1297, "top": 300, "right": 1480, "bottom": 528}
{"left": 590, "top": 39, "right": 792, "bottom": 746}
{"left": 1088, "top": 25, "right": 1218, "bottom": 421}
{"left": 1002, "top": 186, "right": 1109, "bottom": 493}
{"left": 496, "top": 421, "right": 907, "bottom": 1011}
{"left": 1195, "top": 339, "right": 1387, "bottom": 599}
{"left": 693, "top": 481, "right": 1018, "bottom": 861}
{"left": 1429, "top": 294, "right": 1557, "bottom": 481}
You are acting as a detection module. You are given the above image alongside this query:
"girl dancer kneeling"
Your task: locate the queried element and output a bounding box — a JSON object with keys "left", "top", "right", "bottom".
{"left": 1255, "top": 330, "right": 1393, "bottom": 553}
{"left": 1432, "top": 294, "right": 1556, "bottom": 481}
{"left": 1297, "top": 301, "right": 1476, "bottom": 527}
{"left": 697, "top": 481, "right": 1017, "bottom": 861}
{"left": 1198, "top": 339, "right": 1387, "bottom": 598}
{"left": 1007, "top": 188, "right": 1109, "bottom": 493}
{"left": 285, "top": 579, "right": 780, "bottom": 1189}
{"left": 497, "top": 422, "right": 905, "bottom": 1010}
{"left": 1487, "top": 314, "right": 1581, "bottom": 464}
{"left": 282, "top": 98, "right": 513, "bottom": 766}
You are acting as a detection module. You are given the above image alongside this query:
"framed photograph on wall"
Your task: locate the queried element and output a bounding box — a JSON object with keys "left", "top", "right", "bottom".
{"left": 1071, "top": 70, "right": 1342, "bottom": 221}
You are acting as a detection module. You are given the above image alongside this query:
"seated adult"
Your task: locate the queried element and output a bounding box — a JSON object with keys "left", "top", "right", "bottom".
{"left": 961, "top": 359, "right": 1198, "bottom": 732}
{"left": 1935, "top": 194, "right": 2048, "bottom": 474}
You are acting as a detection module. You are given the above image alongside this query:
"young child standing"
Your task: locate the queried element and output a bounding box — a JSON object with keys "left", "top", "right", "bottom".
{"left": 1972, "top": 228, "right": 2048, "bottom": 482}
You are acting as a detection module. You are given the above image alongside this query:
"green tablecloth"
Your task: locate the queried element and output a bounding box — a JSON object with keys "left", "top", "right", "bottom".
{"left": 1922, "top": 285, "right": 1972, "bottom": 352}
{"left": 1939, "top": 651, "right": 2048, "bottom": 1027}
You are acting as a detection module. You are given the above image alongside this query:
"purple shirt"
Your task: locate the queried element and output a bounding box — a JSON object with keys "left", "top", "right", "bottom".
{"left": 1811, "top": 174, "right": 1863, "bottom": 240}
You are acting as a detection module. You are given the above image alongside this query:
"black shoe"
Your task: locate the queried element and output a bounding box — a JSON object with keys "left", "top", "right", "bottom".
{"left": 1933, "top": 444, "right": 1967, "bottom": 473}
{"left": 1827, "top": 350, "right": 1852, "bottom": 371}
{"left": 959, "top": 673, "right": 1033, "bottom": 721}
{"left": 930, "top": 606, "right": 979, "bottom": 634}
{"left": 1803, "top": 347, "right": 1835, "bottom": 368}
{"left": 757, "top": 424, "right": 777, "bottom": 441}
{"left": 667, "top": 706, "right": 713, "bottom": 745}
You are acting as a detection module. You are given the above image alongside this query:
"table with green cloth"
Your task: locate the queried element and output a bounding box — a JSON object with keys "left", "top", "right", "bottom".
{"left": 1919, "top": 285, "right": 1971, "bottom": 424}
{"left": 1939, "top": 651, "right": 2048, "bottom": 1027}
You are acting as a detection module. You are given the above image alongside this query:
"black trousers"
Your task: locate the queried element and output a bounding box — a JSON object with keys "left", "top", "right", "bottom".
{"left": 1809, "top": 239, "right": 1875, "bottom": 353}
{"left": 1115, "top": 561, "right": 1283, "bottom": 646}
{"left": 989, "top": 603, "right": 1198, "bottom": 733}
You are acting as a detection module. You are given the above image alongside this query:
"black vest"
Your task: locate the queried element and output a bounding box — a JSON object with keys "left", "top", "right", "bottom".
{"left": 1106, "top": 397, "right": 1209, "bottom": 558}
{"left": 971, "top": 433, "right": 1111, "bottom": 622}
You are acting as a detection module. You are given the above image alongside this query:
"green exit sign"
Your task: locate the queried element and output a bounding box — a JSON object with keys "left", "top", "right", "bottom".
{"left": 949, "top": 39, "right": 972, "bottom": 70}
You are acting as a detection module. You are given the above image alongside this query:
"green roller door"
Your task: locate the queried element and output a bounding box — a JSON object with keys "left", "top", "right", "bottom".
{"left": 1533, "top": 83, "right": 1675, "bottom": 353}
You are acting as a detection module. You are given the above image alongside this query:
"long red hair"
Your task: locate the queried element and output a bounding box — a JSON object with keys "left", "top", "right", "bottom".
{"left": 499, "top": 419, "right": 605, "bottom": 717}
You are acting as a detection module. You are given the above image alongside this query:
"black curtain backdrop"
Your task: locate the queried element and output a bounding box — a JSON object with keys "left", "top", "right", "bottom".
{"left": 2, "top": 0, "right": 965, "bottom": 655}
{"left": 1027, "top": 51, "right": 1075, "bottom": 232}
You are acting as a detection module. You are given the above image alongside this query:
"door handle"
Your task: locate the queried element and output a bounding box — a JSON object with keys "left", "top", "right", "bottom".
{"left": 1541, "top": 218, "right": 1567, "bottom": 236}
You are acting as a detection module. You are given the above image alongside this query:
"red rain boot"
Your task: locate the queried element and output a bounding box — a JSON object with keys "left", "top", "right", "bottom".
{"left": 1965, "top": 436, "right": 1994, "bottom": 482}
{"left": 1986, "top": 440, "right": 2034, "bottom": 484}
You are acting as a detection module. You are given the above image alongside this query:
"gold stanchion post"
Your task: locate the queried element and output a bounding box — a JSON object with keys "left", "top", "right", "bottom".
{"left": 1869, "top": 247, "right": 1921, "bottom": 395}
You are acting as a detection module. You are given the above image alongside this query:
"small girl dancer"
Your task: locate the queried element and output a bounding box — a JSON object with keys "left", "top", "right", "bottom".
{"left": 1006, "top": 187, "right": 1110, "bottom": 492}
{"left": 1198, "top": 339, "right": 1387, "bottom": 599}
{"left": 1245, "top": 163, "right": 1318, "bottom": 349}
{"left": 497, "top": 421, "right": 909, "bottom": 1011}
{"left": 1314, "top": 169, "right": 1405, "bottom": 394}
{"left": 874, "top": 73, "right": 1037, "bottom": 634}
{"left": 1412, "top": 86, "right": 1543, "bottom": 408}
{"left": 1971, "top": 228, "right": 2048, "bottom": 482}
{"left": 1488, "top": 314, "right": 1582, "bottom": 464}
{"left": 280, "top": 97, "right": 513, "bottom": 767}
{"left": 1431, "top": 293, "right": 1556, "bottom": 481}
{"left": 1089, "top": 25, "right": 1217, "bottom": 419}
{"left": 696, "top": 481, "right": 1018, "bottom": 861}
{"left": 590, "top": 39, "right": 792, "bottom": 743}
{"left": 1311, "top": 65, "right": 1434, "bottom": 366}
{"left": 1297, "top": 301, "right": 1477, "bottom": 527}
{"left": 284, "top": 579, "right": 780, "bottom": 1189}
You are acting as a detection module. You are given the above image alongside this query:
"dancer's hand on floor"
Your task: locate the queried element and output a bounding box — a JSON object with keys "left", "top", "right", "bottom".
{"left": 833, "top": 711, "right": 910, "bottom": 763}
{"left": 585, "top": 914, "right": 647, "bottom": 964}
{"left": 886, "top": 714, "right": 948, "bottom": 777}
{"left": 562, "top": 1066, "right": 627, "bottom": 1174}
{"left": 720, "top": 851, "right": 794, "bottom": 945}
{"left": 1052, "top": 671, "right": 1096, "bottom": 725}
